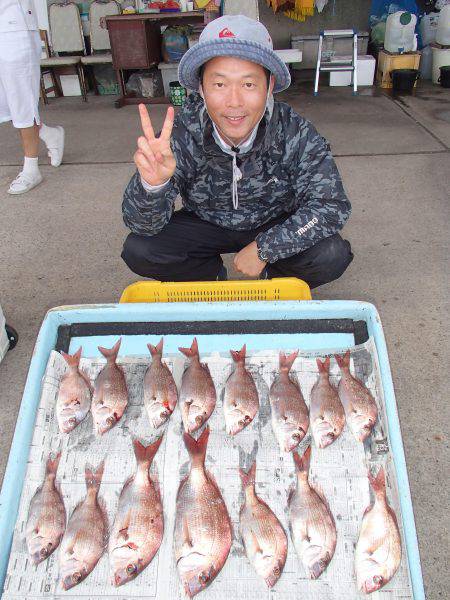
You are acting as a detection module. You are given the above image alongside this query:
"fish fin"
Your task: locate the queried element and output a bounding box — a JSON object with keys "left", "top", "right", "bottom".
{"left": 85, "top": 460, "right": 105, "bottom": 492}
{"left": 98, "top": 338, "right": 121, "bottom": 361}
{"left": 148, "top": 337, "right": 164, "bottom": 357}
{"left": 316, "top": 356, "right": 330, "bottom": 373}
{"left": 230, "top": 344, "right": 246, "bottom": 364}
{"left": 46, "top": 451, "right": 61, "bottom": 476}
{"left": 279, "top": 350, "right": 299, "bottom": 373}
{"left": 182, "top": 516, "right": 193, "bottom": 549}
{"left": 183, "top": 427, "right": 209, "bottom": 467}
{"left": 334, "top": 350, "right": 351, "bottom": 370}
{"left": 61, "top": 347, "right": 82, "bottom": 368}
{"left": 178, "top": 337, "right": 199, "bottom": 358}
{"left": 132, "top": 435, "right": 163, "bottom": 467}
{"left": 293, "top": 445, "right": 311, "bottom": 474}
{"left": 239, "top": 461, "right": 256, "bottom": 490}
{"left": 249, "top": 528, "right": 263, "bottom": 556}
{"left": 368, "top": 466, "right": 386, "bottom": 499}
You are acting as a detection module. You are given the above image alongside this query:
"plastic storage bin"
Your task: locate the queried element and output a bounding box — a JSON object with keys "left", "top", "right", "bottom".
{"left": 291, "top": 32, "right": 369, "bottom": 69}
{"left": 158, "top": 61, "right": 180, "bottom": 96}
{"left": 329, "top": 55, "right": 376, "bottom": 86}
{"left": 436, "top": 5, "right": 450, "bottom": 46}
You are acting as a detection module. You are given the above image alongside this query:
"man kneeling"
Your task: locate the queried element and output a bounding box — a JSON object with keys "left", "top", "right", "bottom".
{"left": 121, "top": 15, "right": 353, "bottom": 289}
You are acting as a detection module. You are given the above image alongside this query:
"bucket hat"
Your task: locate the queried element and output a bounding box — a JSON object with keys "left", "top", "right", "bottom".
{"left": 178, "top": 15, "right": 291, "bottom": 93}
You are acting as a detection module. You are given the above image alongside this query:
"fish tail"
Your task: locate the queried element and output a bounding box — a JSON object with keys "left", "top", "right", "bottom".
{"left": 85, "top": 460, "right": 105, "bottom": 493}
{"left": 133, "top": 435, "right": 164, "bottom": 467}
{"left": 239, "top": 461, "right": 256, "bottom": 490}
{"left": 293, "top": 445, "right": 311, "bottom": 475}
{"left": 183, "top": 426, "right": 209, "bottom": 467}
{"left": 148, "top": 337, "right": 164, "bottom": 358}
{"left": 98, "top": 338, "right": 121, "bottom": 361}
{"left": 316, "top": 356, "right": 330, "bottom": 373}
{"left": 230, "top": 344, "right": 246, "bottom": 364}
{"left": 368, "top": 466, "right": 386, "bottom": 499}
{"left": 334, "top": 350, "right": 350, "bottom": 371}
{"left": 178, "top": 337, "right": 199, "bottom": 359}
{"left": 279, "top": 350, "right": 299, "bottom": 373}
{"left": 61, "top": 347, "right": 82, "bottom": 368}
{"left": 46, "top": 451, "right": 61, "bottom": 476}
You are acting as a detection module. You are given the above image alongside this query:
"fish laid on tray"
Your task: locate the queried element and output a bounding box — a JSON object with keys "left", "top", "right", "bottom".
{"left": 59, "top": 461, "right": 108, "bottom": 590}
{"left": 239, "top": 461, "right": 287, "bottom": 588}
{"left": 144, "top": 338, "right": 178, "bottom": 429}
{"left": 288, "top": 446, "right": 337, "bottom": 579}
{"left": 270, "top": 351, "right": 309, "bottom": 452}
{"left": 92, "top": 339, "right": 128, "bottom": 435}
{"left": 57, "top": 347, "right": 92, "bottom": 433}
{"left": 174, "top": 427, "right": 232, "bottom": 597}
{"left": 26, "top": 452, "right": 66, "bottom": 565}
{"left": 223, "top": 345, "right": 259, "bottom": 436}
{"left": 109, "top": 436, "right": 164, "bottom": 586}
{"left": 310, "top": 357, "right": 345, "bottom": 449}
{"left": 179, "top": 338, "right": 216, "bottom": 434}
{"left": 335, "top": 351, "right": 378, "bottom": 442}
{"left": 355, "top": 467, "right": 402, "bottom": 594}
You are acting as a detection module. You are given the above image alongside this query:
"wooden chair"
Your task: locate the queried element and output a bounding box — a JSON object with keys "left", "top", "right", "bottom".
{"left": 81, "top": 0, "right": 121, "bottom": 94}
{"left": 41, "top": 2, "right": 88, "bottom": 102}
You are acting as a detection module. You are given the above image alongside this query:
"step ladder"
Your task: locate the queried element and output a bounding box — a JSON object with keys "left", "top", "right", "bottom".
{"left": 314, "top": 29, "right": 359, "bottom": 95}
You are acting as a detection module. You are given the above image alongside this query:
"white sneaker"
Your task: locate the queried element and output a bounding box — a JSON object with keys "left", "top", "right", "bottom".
{"left": 46, "top": 126, "right": 65, "bottom": 167}
{"left": 7, "top": 171, "right": 43, "bottom": 195}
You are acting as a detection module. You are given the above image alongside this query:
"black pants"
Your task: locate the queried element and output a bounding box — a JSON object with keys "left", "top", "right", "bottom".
{"left": 122, "top": 209, "right": 353, "bottom": 289}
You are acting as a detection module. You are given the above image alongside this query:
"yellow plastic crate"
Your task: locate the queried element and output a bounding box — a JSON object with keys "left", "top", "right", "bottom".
{"left": 120, "top": 278, "right": 311, "bottom": 303}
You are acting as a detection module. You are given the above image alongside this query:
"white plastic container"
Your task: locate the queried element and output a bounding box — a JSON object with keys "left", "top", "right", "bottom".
{"left": 329, "top": 55, "right": 376, "bottom": 86}
{"left": 0, "top": 305, "right": 9, "bottom": 363}
{"left": 420, "top": 44, "right": 433, "bottom": 79}
{"left": 436, "top": 5, "right": 450, "bottom": 45}
{"left": 59, "top": 74, "right": 82, "bottom": 96}
{"left": 431, "top": 44, "right": 450, "bottom": 82}
{"left": 385, "top": 11, "right": 417, "bottom": 53}
{"left": 158, "top": 62, "right": 180, "bottom": 96}
{"left": 419, "top": 12, "right": 440, "bottom": 46}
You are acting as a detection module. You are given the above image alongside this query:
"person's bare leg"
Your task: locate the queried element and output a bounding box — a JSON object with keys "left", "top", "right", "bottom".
{"left": 19, "top": 123, "right": 40, "bottom": 157}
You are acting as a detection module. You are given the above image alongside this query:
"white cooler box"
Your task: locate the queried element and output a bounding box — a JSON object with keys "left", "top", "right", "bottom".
{"left": 330, "top": 55, "right": 376, "bottom": 87}
{"left": 158, "top": 62, "right": 180, "bottom": 97}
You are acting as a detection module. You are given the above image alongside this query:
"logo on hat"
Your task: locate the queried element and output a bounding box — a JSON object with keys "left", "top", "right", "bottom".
{"left": 219, "top": 28, "right": 236, "bottom": 39}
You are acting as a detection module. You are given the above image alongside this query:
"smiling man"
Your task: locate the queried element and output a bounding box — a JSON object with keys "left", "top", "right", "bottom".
{"left": 121, "top": 15, "right": 353, "bottom": 287}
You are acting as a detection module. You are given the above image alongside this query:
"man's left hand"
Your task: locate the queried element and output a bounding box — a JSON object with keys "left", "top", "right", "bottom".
{"left": 234, "top": 241, "right": 267, "bottom": 277}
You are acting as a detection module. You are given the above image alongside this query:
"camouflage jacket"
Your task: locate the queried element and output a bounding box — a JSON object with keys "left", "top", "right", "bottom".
{"left": 122, "top": 93, "right": 351, "bottom": 263}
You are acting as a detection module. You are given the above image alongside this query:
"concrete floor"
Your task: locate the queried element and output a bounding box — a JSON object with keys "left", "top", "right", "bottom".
{"left": 0, "top": 82, "right": 448, "bottom": 599}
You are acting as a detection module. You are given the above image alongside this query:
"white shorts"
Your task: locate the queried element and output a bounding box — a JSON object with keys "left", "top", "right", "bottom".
{"left": 0, "top": 30, "right": 41, "bottom": 128}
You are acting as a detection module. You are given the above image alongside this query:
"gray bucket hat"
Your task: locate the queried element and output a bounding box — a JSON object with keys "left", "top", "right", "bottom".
{"left": 178, "top": 15, "right": 291, "bottom": 93}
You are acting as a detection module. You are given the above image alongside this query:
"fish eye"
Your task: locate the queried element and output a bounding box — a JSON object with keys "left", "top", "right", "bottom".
{"left": 160, "top": 410, "right": 168, "bottom": 419}
{"left": 73, "top": 572, "right": 82, "bottom": 583}
{"left": 68, "top": 417, "right": 77, "bottom": 425}
{"left": 292, "top": 432, "right": 301, "bottom": 441}
{"left": 244, "top": 415, "right": 251, "bottom": 423}
{"left": 106, "top": 416, "right": 115, "bottom": 426}
{"left": 273, "top": 565, "right": 280, "bottom": 576}
{"left": 40, "top": 547, "right": 48, "bottom": 557}
{"left": 198, "top": 571, "right": 209, "bottom": 584}
{"left": 126, "top": 563, "right": 137, "bottom": 575}
{"left": 374, "top": 575, "right": 383, "bottom": 585}
{"left": 195, "top": 415, "right": 203, "bottom": 425}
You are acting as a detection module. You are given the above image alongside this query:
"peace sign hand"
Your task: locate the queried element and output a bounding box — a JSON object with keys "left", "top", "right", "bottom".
{"left": 134, "top": 104, "right": 176, "bottom": 187}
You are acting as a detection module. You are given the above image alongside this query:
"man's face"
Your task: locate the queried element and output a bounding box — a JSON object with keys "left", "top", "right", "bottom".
{"left": 201, "top": 56, "right": 274, "bottom": 145}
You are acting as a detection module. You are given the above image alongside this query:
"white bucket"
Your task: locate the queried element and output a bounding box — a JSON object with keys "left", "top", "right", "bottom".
{"left": 431, "top": 44, "right": 450, "bottom": 83}
{"left": 419, "top": 12, "right": 440, "bottom": 46}
{"left": 0, "top": 304, "right": 9, "bottom": 363}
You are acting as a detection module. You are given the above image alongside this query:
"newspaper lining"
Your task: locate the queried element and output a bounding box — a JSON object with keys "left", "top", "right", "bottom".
{"left": 3, "top": 338, "right": 413, "bottom": 599}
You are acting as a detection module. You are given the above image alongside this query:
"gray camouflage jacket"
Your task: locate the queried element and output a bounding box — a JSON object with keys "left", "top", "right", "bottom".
{"left": 122, "top": 93, "right": 351, "bottom": 263}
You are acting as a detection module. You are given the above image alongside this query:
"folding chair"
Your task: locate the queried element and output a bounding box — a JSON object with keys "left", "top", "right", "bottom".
{"left": 39, "top": 30, "right": 62, "bottom": 104}
{"left": 81, "top": 0, "right": 121, "bottom": 94}
{"left": 41, "top": 2, "right": 88, "bottom": 102}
